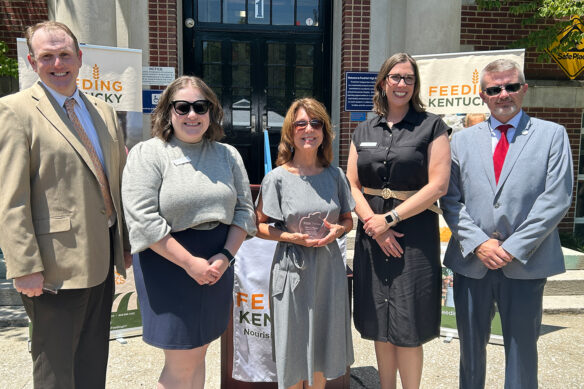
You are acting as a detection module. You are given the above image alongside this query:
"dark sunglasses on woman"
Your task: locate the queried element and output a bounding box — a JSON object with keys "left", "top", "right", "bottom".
{"left": 294, "top": 119, "right": 324, "bottom": 131}
{"left": 171, "top": 100, "right": 211, "bottom": 115}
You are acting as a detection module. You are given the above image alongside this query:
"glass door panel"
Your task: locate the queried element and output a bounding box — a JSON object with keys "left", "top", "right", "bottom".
{"left": 197, "top": 0, "right": 221, "bottom": 22}
{"left": 265, "top": 43, "right": 287, "bottom": 129}
{"left": 224, "top": 0, "right": 246, "bottom": 24}
{"left": 248, "top": 0, "right": 270, "bottom": 24}
{"left": 202, "top": 41, "right": 223, "bottom": 99}
{"left": 272, "top": 0, "right": 295, "bottom": 25}
{"left": 297, "top": 0, "right": 320, "bottom": 26}
{"left": 231, "top": 42, "right": 252, "bottom": 129}
{"left": 294, "top": 43, "right": 314, "bottom": 98}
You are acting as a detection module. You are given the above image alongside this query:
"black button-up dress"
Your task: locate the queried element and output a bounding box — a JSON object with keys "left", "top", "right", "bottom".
{"left": 352, "top": 109, "right": 449, "bottom": 346}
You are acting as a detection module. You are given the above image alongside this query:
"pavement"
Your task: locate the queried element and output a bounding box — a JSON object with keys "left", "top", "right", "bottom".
{"left": 1, "top": 313, "right": 583, "bottom": 388}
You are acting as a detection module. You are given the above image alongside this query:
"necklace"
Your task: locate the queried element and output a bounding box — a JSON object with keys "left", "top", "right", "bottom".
{"left": 286, "top": 161, "right": 323, "bottom": 176}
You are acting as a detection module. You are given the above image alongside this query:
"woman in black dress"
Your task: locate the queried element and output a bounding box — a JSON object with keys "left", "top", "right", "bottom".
{"left": 346, "top": 53, "right": 451, "bottom": 389}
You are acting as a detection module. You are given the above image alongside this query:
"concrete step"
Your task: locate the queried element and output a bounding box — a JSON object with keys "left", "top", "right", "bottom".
{"left": 0, "top": 280, "right": 21, "bottom": 306}
{"left": 545, "top": 270, "right": 584, "bottom": 296}
{"left": 543, "top": 295, "right": 584, "bottom": 314}
{"left": 0, "top": 305, "right": 27, "bottom": 327}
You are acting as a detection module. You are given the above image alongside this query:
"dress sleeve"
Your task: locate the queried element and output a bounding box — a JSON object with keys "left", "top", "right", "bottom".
{"left": 228, "top": 146, "right": 257, "bottom": 236}
{"left": 430, "top": 114, "right": 450, "bottom": 141}
{"left": 121, "top": 141, "right": 171, "bottom": 253}
{"left": 351, "top": 120, "right": 364, "bottom": 147}
{"left": 257, "top": 170, "right": 284, "bottom": 222}
{"left": 336, "top": 167, "right": 356, "bottom": 214}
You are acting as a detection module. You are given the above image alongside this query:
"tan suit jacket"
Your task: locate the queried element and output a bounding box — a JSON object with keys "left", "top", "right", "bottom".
{"left": 0, "top": 81, "right": 129, "bottom": 289}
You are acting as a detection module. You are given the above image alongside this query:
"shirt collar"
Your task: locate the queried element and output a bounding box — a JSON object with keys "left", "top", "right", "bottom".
{"left": 41, "top": 81, "right": 82, "bottom": 108}
{"left": 376, "top": 106, "right": 420, "bottom": 127}
{"left": 489, "top": 110, "right": 523, "bottom": 131}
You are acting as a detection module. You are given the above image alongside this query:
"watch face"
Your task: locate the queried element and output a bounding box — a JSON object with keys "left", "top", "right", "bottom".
{"left": 385, "top": 213, "right": 393, "bottom": 224}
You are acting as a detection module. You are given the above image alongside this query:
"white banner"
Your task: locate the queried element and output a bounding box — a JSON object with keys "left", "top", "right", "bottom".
{"left": 17, "top": 38, "right": 142, "bottom": 112}
{"left": 414, "top": 49, "right": 525, "bottom": 115}
{"left": 232, "top": 237, "right": 278, "bottom": 382}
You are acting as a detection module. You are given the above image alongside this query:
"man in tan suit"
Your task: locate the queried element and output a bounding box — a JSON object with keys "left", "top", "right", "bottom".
{"left": 0, "top": 21, "right": 131, "bottom": 388}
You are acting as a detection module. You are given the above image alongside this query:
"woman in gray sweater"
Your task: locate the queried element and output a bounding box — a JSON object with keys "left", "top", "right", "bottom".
{"left": 122, "top": 76, "right": 256, "bottom": 388}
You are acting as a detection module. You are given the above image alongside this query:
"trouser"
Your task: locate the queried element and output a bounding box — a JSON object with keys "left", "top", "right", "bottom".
{"left": 453, "top": 270, "right": 546, "bottom": 389}
{"left": 21, "top": 228, "right": 115, "bottom": 389}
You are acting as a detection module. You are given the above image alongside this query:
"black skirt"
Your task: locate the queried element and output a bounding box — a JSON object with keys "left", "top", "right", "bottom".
{"left": 353, "top": 206, "right": 442, "bottom": 347}
{"left": 133, "top": 224, "right": 233, "bottom": 349}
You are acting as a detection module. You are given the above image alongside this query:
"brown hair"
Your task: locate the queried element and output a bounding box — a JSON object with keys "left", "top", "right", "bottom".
{"left": 372, "top": 52, "right": 425, "bottom": 116}
{"left": 276, "top": 98, "right": 334, "bottom": 167}
{"left": 25, "top": 21, "right": 80, "bottom": 57}
{"left": 151, "top": 76, "right": 224, "bottom": 142}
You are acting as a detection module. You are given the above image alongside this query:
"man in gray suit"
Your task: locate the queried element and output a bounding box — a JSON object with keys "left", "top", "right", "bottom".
{"left": 441, "top": 59, "right": 573, "bottom": 389}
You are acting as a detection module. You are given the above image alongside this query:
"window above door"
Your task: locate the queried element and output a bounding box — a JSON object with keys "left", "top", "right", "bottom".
{"left": 197, "top": 0, "right": 321, "bottom": 28}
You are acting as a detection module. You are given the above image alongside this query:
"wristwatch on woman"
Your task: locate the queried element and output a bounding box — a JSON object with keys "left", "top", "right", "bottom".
{"left": 221, "top": 248, "right": 236, "bottom": 267}
{"left": 384, "top": 208, "right": 401, "bottom": 228}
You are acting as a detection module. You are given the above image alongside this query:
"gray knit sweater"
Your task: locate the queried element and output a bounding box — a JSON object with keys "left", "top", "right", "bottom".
{"left": 122, "top": 136, "right": 257, "bottom": 253}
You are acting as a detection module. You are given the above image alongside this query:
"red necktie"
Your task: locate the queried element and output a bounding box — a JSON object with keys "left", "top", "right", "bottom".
{"left": 493, "top": 124, "right": 512, "bottom": 183}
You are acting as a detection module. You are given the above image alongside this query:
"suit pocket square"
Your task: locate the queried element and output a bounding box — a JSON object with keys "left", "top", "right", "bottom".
{"left": 34, "top": 216, "right": 72, "bottom": 235}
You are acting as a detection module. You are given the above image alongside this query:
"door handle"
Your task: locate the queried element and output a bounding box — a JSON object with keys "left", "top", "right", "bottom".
{"left": 248, "top": 114, "right": 256, "bottom": 133}
{"left": 262, "top": 113, "right": 270, "bottom": 131}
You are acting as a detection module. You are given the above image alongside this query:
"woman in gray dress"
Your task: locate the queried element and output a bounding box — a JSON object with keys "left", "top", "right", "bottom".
{"left": 122, "top": 76, "right": 256, "bottom": 388}
{"left": 255, "top": 98, "right": 355, "bottom": 389}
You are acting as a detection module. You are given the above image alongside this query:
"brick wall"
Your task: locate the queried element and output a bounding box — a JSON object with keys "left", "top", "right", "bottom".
{"left": 148, "top": 0, "right": 178, "bottom": 89}
{"left": 338, "top": 0, "right": 370, "bottom": 170}
{"left": 461, "top": 1, "right": 569, "bottom": 80}
{"left": 0, "top": 1, "right": 48, "bottom": 59}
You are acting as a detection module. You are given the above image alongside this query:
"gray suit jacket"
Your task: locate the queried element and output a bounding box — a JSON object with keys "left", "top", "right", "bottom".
{"left": 441, "top": 112, "right": 573, "bottom": 279}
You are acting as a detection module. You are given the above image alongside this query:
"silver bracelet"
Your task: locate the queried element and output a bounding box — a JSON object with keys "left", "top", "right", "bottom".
{"left": 391, "top": 209, "right": 401, "bottom": 223}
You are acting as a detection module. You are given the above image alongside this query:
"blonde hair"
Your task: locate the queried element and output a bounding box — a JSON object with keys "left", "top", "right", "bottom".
{"left": 276, "top": 98, "right": 334, "bottom": 167}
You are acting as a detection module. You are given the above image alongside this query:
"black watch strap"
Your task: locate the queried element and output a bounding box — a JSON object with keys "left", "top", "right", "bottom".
{"left": 221, "top": 248, "right": 235, "bottom": 266}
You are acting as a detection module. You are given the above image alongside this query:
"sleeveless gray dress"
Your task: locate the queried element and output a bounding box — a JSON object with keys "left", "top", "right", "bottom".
{"left": 259, "top": 166, "right": 355, "bottom": 388}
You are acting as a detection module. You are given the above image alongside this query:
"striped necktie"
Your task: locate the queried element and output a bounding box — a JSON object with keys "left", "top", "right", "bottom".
{"left": 64, "top": 97, "right": 116, "bottom": 225}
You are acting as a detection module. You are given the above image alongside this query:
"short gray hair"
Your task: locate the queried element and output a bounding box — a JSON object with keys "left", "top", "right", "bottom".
{"left": 480, "top": 59, "right": 525, "bottom": 89}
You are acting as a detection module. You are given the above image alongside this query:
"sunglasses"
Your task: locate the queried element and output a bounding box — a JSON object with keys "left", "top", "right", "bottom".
{"left": 170, "top": 100, "right": 211, "bottom": 115}
{"left": 386, "top": 74, "right": 416, "bottom": 85}
{"left": 294, "top": 119, "right": 324, "bottom": 131}
{"left": 483, "top": 83, "right": 523, "bottom": 96}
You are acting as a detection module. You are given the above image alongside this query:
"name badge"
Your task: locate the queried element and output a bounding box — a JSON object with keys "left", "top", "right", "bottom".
{"left": 360, "top": 142, "right": 377, "bottom": 147}
{"left": 172, "top": 156, "right": 192, "bottom": 166}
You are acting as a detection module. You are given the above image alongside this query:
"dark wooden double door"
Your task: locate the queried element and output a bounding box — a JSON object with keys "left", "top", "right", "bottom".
{"left": 186, "top": 32, "right": 326, "bottom": 184}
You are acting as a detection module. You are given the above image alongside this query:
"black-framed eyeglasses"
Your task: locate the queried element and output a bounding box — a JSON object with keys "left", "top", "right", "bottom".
{"left": 386, "top": 74, "right": 416, "bottom": 85}
{"left": 293, "top": 119, "right": 324, "bottom": 131}
{"left": 483, "top": 83, "right": 523, "bottom": 96}
{"left": 170, "top": 100, "right": 211, "bottom": 115}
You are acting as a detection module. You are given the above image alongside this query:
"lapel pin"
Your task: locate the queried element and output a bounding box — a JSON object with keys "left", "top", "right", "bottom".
{"left": 521, "top": 130, "right": 528, "bottom": 135}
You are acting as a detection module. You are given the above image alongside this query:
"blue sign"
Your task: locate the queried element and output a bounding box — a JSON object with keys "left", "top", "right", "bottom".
{"left": 143, "top": 90, "right": 163, "bottom": 113}
{"left": 350, "top": 112, "right": 367, "bottom": 122}
{"left": 345, "top": 71, "right": 377, "bottom": 112}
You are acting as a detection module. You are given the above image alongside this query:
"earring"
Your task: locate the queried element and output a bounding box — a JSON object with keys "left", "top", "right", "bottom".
{"left": 381, "top": 90, "right": 386, "bottom": 97}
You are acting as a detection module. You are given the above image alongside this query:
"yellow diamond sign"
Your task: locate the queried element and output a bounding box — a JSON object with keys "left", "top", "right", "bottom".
{"left": 546, "top": 16, "right": 584, "bottom": 80}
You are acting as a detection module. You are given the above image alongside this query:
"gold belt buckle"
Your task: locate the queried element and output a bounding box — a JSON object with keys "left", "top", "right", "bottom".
{"left": 381, "top": 188, "right": 392, "bottom": 199}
